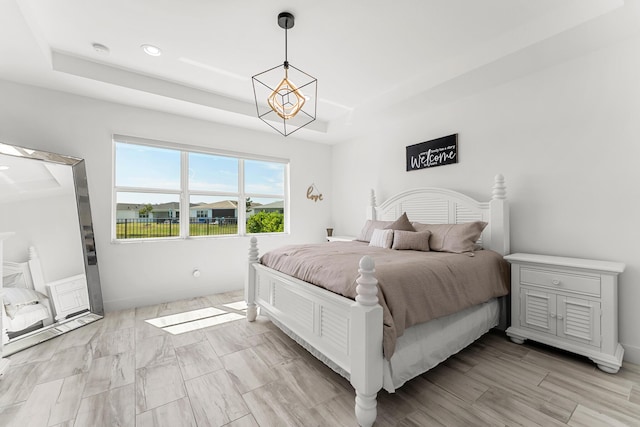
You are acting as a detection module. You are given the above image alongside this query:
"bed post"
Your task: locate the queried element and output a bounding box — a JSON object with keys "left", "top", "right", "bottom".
{"left": 366, "top": 189, "right": 377, "bottom": 220}
{"left": 246, "top": 237, "right": 259, "bottom": 322}
{"left": 490, "top": 174, "right": 510, "bottom": 330}
{"left": 27, "top": 246, "right": 46, "bottom": 295}
{"left": 350, "top": 256, "right": 383, "bottom": 427}
{"left": 490, "top": 174, "right": 510, "bottom": 256}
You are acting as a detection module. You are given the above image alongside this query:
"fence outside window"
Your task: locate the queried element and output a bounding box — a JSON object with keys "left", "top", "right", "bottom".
{"left": 116, "top": 217, "right": 239, "bottom": 239}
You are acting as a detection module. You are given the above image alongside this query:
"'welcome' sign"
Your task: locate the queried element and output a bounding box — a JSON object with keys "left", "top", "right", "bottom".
{"left": 406, "top": 134, "right": 458, "bottom": 172}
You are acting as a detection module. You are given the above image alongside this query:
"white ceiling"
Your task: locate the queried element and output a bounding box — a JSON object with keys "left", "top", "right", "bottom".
{"left": 1, "top": 0, "right": 638, "bottom": 143}
{"left": 0, "top": 153, "right": 73, "bottom": 202}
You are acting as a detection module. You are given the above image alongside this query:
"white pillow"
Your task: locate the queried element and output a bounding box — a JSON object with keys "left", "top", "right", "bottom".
{"left": 368, "top": 229, "right": 394, "bottom": 249}
{"left": 3, "top": 288, "right": 42, "bottom": 319}
{"left": 3, "top": 272, "right": 27, "bottom": 288}
{"left": 356, "top": 220, "right": 393, "bottom": 242}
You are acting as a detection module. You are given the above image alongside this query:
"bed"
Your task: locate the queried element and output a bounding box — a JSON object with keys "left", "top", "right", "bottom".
{"left": 245, "top": 174, "right": 510, "bottom": 427}
{"left": 2, "top": 247, "right": 53, "bottom": 344}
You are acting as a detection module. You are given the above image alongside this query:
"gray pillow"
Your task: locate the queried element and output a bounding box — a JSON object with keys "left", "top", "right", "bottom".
{"left": 392, "top": 230, "right": 431, "bottom": 251}
{"left": 412, "top": 221, "right": 487, "bottom": 253}
{"left": 384, "top": 212, "right": 415, "bottom": 232}
{"left": 356, "top": 220, "right": 392, "bottom": 242}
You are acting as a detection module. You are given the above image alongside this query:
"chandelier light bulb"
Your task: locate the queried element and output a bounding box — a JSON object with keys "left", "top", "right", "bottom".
{"left": 268, "top": 75, "right": 306, "bottom": 120}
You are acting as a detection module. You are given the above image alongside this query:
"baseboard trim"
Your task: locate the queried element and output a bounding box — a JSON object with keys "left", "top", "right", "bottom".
{"left": 622, "top": 342, "right": 640, "bottom": 365}
{"left": 103, "top": 285, "right": 242, "bottom": 312}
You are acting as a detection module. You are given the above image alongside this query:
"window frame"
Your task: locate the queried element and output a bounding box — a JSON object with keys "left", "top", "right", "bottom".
{"left": 112, "top": 135, "right": 289, "bottom": 242}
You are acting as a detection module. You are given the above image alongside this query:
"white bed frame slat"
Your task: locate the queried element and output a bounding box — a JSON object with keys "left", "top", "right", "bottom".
{"left": 246, "top": 174, "right": 509, "bottom": 427}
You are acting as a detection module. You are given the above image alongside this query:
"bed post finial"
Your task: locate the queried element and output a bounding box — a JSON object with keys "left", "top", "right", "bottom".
{"left": 492, "top": 174, "right": 506, "bottom": 200}
{"left": 490, "top": 174, "right": 510, "bottom": 255}
{"left": 28, "top": 246, "right": 39, "bottom": 260}
{"left": 248, "top": 237, "right": 259, "bottom": 263}
{"left": 355, "top": 256, "right": 378, "bottom": 306}
{"left": 246, "top": 237, "right": 259, "bottom": 322}
{"left": 367, "top": 190, "right": 377, "bottom": 220}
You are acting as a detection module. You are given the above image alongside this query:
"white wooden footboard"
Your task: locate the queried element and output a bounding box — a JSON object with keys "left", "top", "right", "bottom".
{"left": 246, "top": 237, "right": 383, "bottom": 427}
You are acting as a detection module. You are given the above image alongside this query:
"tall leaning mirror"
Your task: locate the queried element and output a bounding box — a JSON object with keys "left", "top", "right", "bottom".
{"left": 0, "top": 141, "right": 103, "bottom": 358}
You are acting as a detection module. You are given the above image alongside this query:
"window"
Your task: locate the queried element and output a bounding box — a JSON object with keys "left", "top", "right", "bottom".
{"left": 113, "top": 136, "right": 288, "bottom": 240}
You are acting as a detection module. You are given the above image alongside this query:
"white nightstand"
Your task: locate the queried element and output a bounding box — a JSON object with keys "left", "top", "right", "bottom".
{"left": 327, "top": 235, "right": 357, "bottom": 242}
{"left": 504, "top": 253, "right": 625, "bottom": 373}
{"left": 47, "top": 274, "right": 90, "bottom": 321}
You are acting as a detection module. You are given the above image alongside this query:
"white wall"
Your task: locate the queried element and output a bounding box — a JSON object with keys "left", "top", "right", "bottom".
{"left": 1, "top": 191, "right": 85, "bottom": 282}
{"left": 0, "top": 80, "right": 332, "bottom": 311}
{"left": 331, "top": 34, "right": 640, "bottom": 363}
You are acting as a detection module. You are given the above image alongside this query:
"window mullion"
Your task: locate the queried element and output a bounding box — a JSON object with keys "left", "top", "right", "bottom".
{"left": 238, "top": 159, "right": 246, "bottom": 235}
{"left": 114, "top": 186, "right": 182, "bottom": 195}
{"left": 181, "top": 151, "right": 189, "bottom": 237}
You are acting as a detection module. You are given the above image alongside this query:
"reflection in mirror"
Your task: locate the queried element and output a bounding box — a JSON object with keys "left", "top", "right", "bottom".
{"left": 0, "top": 142, "right": 103, "bottom": 357}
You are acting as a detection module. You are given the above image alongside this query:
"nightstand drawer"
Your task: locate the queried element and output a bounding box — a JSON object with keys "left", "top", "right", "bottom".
{"left": 521, "top": 268, "right": 600, "bottom": 296}
{"left": 51, "top": 278, "right": 86, "bottom": 293}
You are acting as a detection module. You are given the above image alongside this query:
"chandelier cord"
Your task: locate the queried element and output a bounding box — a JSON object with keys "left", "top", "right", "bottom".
{"left": 284, "top": 23, "right": 289, "bottom": 68}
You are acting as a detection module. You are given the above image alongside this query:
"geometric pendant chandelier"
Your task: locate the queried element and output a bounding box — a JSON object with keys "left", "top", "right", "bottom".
{"left": 252, "top": 12, "right": 317, "bottom": 137}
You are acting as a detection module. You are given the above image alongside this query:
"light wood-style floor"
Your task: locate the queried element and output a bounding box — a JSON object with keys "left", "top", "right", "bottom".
{"left": 1, "top": 290, "right": 639, "bottom": 427}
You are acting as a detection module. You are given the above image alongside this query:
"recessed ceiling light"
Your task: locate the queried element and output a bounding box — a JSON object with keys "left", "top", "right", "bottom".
{"left": 0, "top": 165, "right": 10, "bottom": 171}
{"left": 92, "top": 43, "right": 110, "bottom": 55}
{"left": 141, "top": 44, "right": 162, "bottom": 56}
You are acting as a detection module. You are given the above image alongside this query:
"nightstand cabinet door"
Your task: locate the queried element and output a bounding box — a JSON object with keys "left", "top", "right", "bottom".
{"left": 520, "top": 289, "right": 601, "bottom": 348}
{"left": 520, "top": 287, "right": 555, "bottom": 335}
{"left": 557, "top": 296, "right": 600, "bottom": 348}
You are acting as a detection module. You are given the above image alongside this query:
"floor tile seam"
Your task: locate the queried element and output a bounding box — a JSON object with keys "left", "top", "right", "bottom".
{"left": 543, "top": 370, "right": 634, "bottom": 400}
{"left": 81, "top": 358, "right": 135, "bottom": 400}
{"left": 183, "top": 368, "right": 251, "bottom": 425}
{"left": 134, "top": 353, "right": 179, "bottom": 371}
{"left": 538, "top": 377, "right": 640, "bottom": 420}
{"left": 134, "top": 394, "right": 191, "bottom": 419}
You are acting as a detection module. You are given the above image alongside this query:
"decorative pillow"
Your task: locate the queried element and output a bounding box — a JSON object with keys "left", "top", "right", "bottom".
{"left": 412, "top": 221, "right": 487, "bottom": 253}
{"left": 3, "top": 272, "right": 27, "bottom": 288}
{"left": 392, "top": 230, "right": 431, "bottom": 252}
{"left": 356, "top": 220, "right": 392, "bottom": 242}
{"left": 368, "top": 229, "right": 394, "bottom": 249}
{"left": 3, "top": 288, "right": 42, "bottom": 319}
{"left": 384, "top": 212, "right": 416, "bottom": 232}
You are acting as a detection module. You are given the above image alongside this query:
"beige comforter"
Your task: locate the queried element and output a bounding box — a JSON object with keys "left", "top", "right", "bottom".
{"left": 260, "top": 241, "right": 510, "bottom": 359}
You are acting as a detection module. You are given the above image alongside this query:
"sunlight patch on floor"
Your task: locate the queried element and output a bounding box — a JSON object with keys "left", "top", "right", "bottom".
{"left": 145, "top": 306, "right": 244, "bottom": 334}
{"left": 222, "top": 301, "right": 248, "bottom": 311}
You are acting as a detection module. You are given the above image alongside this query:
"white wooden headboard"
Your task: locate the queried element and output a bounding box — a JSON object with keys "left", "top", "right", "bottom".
{"left": 367, "top": 174, "right": 510, "bottom": 255}
{"left": 2, "top": 246, "right": 47, "bottom": 295}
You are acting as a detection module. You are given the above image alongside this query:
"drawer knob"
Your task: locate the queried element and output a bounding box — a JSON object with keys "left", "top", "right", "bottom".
{"left": 552, "top": 279, "right": 561, "bottom": 285}
{"left": 557, "top": 314, "right": 564, "bottom": 320}
{"left": 550, "top": 313, "right": 556, "bottom": 318}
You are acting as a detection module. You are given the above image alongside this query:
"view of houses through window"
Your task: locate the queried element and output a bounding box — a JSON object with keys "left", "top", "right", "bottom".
{"left": 113, "top": 138, "right": 288, "bottom": 240}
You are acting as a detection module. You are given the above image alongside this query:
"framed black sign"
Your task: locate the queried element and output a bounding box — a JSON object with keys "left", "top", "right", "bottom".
{"left": 406, "top": 134, "right": 458, "bottom": 172}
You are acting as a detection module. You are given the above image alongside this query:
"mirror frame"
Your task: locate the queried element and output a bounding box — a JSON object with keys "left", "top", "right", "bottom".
{"left": 0, "top": 142, "right": 103, "bottom": 355}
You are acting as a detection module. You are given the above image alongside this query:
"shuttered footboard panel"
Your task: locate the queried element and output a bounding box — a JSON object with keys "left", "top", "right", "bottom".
{"left": 253, "top": 264, "right": 352, "bottom": 373}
